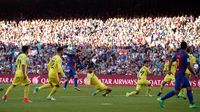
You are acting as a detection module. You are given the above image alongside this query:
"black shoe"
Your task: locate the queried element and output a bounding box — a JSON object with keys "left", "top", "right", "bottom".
{"left": 157, "top": 92, "right": 162, "bottom": 96}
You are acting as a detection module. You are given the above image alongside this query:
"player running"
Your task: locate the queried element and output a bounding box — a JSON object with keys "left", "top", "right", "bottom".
{"left": 33, "top": 47, "right": 67, "bottom": 101}
{"left": 157, "top": 55, "right": 176, "bottom": 96}
{"left": 63, "top": 47, "right": 83, "bottom": 91}
{"left": 157, "top": 41, "right": 200, "bottom": 109}
{"left": 87, "top": 62, "right": 112, "bottom": 96}
{"left": 178, "top": 47, "right": 197, "bottom": 99}
{"left": 126, "top": 60, "right": 152, "bottom": 97}
{"left": 2, "top": 46, "right": 32, "bottom": 103}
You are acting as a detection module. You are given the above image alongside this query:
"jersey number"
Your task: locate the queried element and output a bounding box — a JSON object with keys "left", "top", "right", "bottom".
{"left": 51, "top": 60, "right": 55, "bottom": 69}
{"left": 16, "top": 59, "right": 21, "bottom": 69}
{"left": 140, "top": 71, "right": 144, "bottom": 76}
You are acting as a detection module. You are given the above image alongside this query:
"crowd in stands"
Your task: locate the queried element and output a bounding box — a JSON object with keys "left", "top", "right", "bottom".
{"left": 0, "top": 15, "right": 200, "bottom": 75}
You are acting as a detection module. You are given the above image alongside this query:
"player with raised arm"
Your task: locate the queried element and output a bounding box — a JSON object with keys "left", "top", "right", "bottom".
{"left": 2, "top": 46, "right": 32, "bottom": 103}
{"left": 33, "top": 47, "right": 67, "bottom": 101}
{"left": 126, "top": 60, "right": 152, "bottom": 97}
{"left": 63, "top": 47, "right": 83, "bottom": 91}
{"left": 157, "top": 41, "right": 200, "bottom": 109}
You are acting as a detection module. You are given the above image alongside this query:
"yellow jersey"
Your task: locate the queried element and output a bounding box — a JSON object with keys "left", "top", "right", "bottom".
{"left": 185, "top": 54, "right": 196, "bottom": 74}
{"left": 87, "top": 71, "right": 102, "bottom": 86}
{"left": 15, "top": 53, "right": 29, "bottom": 77}
{"left": 138, "top": 66, "right": 151, "bottom": 80}
{"left": 48, "top": 55, "right": 65, "bottom": 78}
{"left": 163, "top": 61, "right": 177, "bottom": 75}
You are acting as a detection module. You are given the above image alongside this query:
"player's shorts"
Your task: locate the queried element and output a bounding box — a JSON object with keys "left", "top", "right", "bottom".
{"left": 174, "top": 72, "right": 190, "bottom": 91}
{"left": 49, "top": 77, "right": 59, "bottom": 87}
{"left": 136, "top": 79, "right": 150, "bottom": 90}
{"left": 12, "top": 75, "right": 29, "bottom": 86}
{"left": 96, "top": 83, "right": 107, "bottom": 90}
{"left": 65, "top": 66, "right": 76, "bottom": 78}
{"left": 164, "top": 74, "right": 175, "bottom": 82}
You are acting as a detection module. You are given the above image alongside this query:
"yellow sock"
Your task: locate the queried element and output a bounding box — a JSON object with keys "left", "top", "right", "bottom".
{"left": 160, "top": 85, "right": 164, "bottom": 92}
{"left": 146, "top": 86, "right": 151, "bottom": 95}
{"left": 129, "top": 91, "right": 137, "bottom": 96}
{"left": 24, "top": 85, "right": 30, "bottom": 98}
{"left": 179, "top": 89, "right": 184, "bottom": 96}
{"left": 48, "top": 87, "right": 57, "bottom": 97}
{"left": 183, "top": 88, "right": 187, "bottom": 97}
{"left": 5, "top": 85, "right": 14, "bottom": 95}
{"left": 95, "top": 90, "right": 101, "bottom": 94}
{"left": 39, "top": 84, "right": 51, "bottom": 90}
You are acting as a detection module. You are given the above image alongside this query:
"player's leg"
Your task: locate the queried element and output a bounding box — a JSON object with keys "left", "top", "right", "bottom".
{"left": 158, "top": 75, "right": 170, "bottom": 96}
{"left": 92, "top": 89, "right": 103, "bottom": 96}
{"left": 63, "top": 75, "right": 71, "bottom": 91}
{"left": 34, "top": 82, "right": 52, "bottom": 93}
{"left": 23, "top": 84, "right": 32, "bottom": 103}
{"left": 2, "top": 84, "right": 16, "bottom": 102}
{"left": 144, "top": 80, "right": 152, "bottom": 96}
{"left": 102, "top": 86, "right": 112, "bottom": 96}
{"left": 157, "top": 76, "right": 181, "bottom": 108}
{"left": 178, "top": 74, "right": 191, "bottom": 99}
{"left": 74, "top": 74, "right": 80, "bottom": 91}
{"left": 182, "top": 77, "right": 200, "bottom": 108}
{"left": 2, "top": 76, "right": 20, "bottom": 102}
{"left": 145, "top": 84, "right": 152, "bottom": 96}
{"left": 126, "top": 84, "right": 141, "bottom": 97}
{"left": 47, "top": 78, "right": 59, "bottom": 101}
{"left": 22, "top": 78, "right": 32, "bottom": 103}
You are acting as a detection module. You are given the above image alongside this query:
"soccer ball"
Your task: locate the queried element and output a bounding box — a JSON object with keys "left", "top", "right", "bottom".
{"left": 194, "top": 64, "right": 199, "bottom": 69}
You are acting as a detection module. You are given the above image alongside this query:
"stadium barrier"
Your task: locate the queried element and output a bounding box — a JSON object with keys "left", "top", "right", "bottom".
{"left": 1, "top": 74, "right": 200, "bottom": 88}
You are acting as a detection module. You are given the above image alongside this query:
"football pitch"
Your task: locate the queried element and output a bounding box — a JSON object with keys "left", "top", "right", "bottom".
{"left": 0, "top": 84, "right": 200, "bottom": 112}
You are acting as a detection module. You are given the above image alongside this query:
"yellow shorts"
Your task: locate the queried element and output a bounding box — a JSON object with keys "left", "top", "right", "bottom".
{"left": 164, "top": 74, "right": 175, "bottom": 82}
{"left": 96, "top": 83, "right": 107, "bottom": 90}
{"left": 12, "top": 76, "right": 29, "bottom": 86}
{"left": 49, "top": 77, "right": 59, "bottom": 87}
{"left": 136, "top": 79, "right": 150, "bottom": 90}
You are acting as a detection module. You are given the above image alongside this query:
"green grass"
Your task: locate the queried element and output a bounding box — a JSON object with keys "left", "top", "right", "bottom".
{"left": 0, "top": 84, "right": 200, "bottom": 112}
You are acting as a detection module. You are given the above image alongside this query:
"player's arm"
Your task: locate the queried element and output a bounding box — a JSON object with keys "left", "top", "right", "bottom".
{"left": 187, "top": 56, "right": 196, "bottom": 76}
{"left": 21, "top": 58, "right": 28, "bottom": 79}
{"left": 58, "top": 61, "right": 66, "bottom": 78}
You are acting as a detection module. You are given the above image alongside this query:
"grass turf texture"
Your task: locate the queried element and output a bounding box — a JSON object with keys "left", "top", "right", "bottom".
{"left": 0, "top": 84, "right": 200, "bottom": 112}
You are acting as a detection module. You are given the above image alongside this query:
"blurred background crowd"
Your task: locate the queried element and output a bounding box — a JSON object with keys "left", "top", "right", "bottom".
{"left": 0, "top": 16, "right": 200, "bottom": 75}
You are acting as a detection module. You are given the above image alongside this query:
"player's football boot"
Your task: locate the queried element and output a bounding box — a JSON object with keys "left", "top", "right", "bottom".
{"left": 2, "top": 95, "right": 8, "bottom": 102}
{"left": 63, "top": 87, "right": 67, "bottom": 91}
{"left": 47, "top": 96, "right": 56, "bottom": 101}
{"left": 23, "top": 98, "right": 32, "bottom": 103}
{"left": 157, "top": 92, "right": 162, "bottom": 96}
{"left": 126, "top": 92, "right": 130, "bottom": 97}
{"left": 157, "top": 97, "right": 165, "bottom": 108}
{"left": 189, "top": 104, "right": 200, "bottom": 109}
{"left": 74, "top": 87, "right": 80, "bottom": 91}
{"left": 33, "top": 87, "right": 39, "bottom": 94}
{"left": 92, "top": 92, "right": 97, "bottom": 96}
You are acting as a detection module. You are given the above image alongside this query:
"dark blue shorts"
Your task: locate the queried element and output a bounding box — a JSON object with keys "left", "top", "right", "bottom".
{"left": 174, "top": 73, "right": 191, "bottom": 90}
{"left": 65, "top": 66, "right": 76, "bottom": 79}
